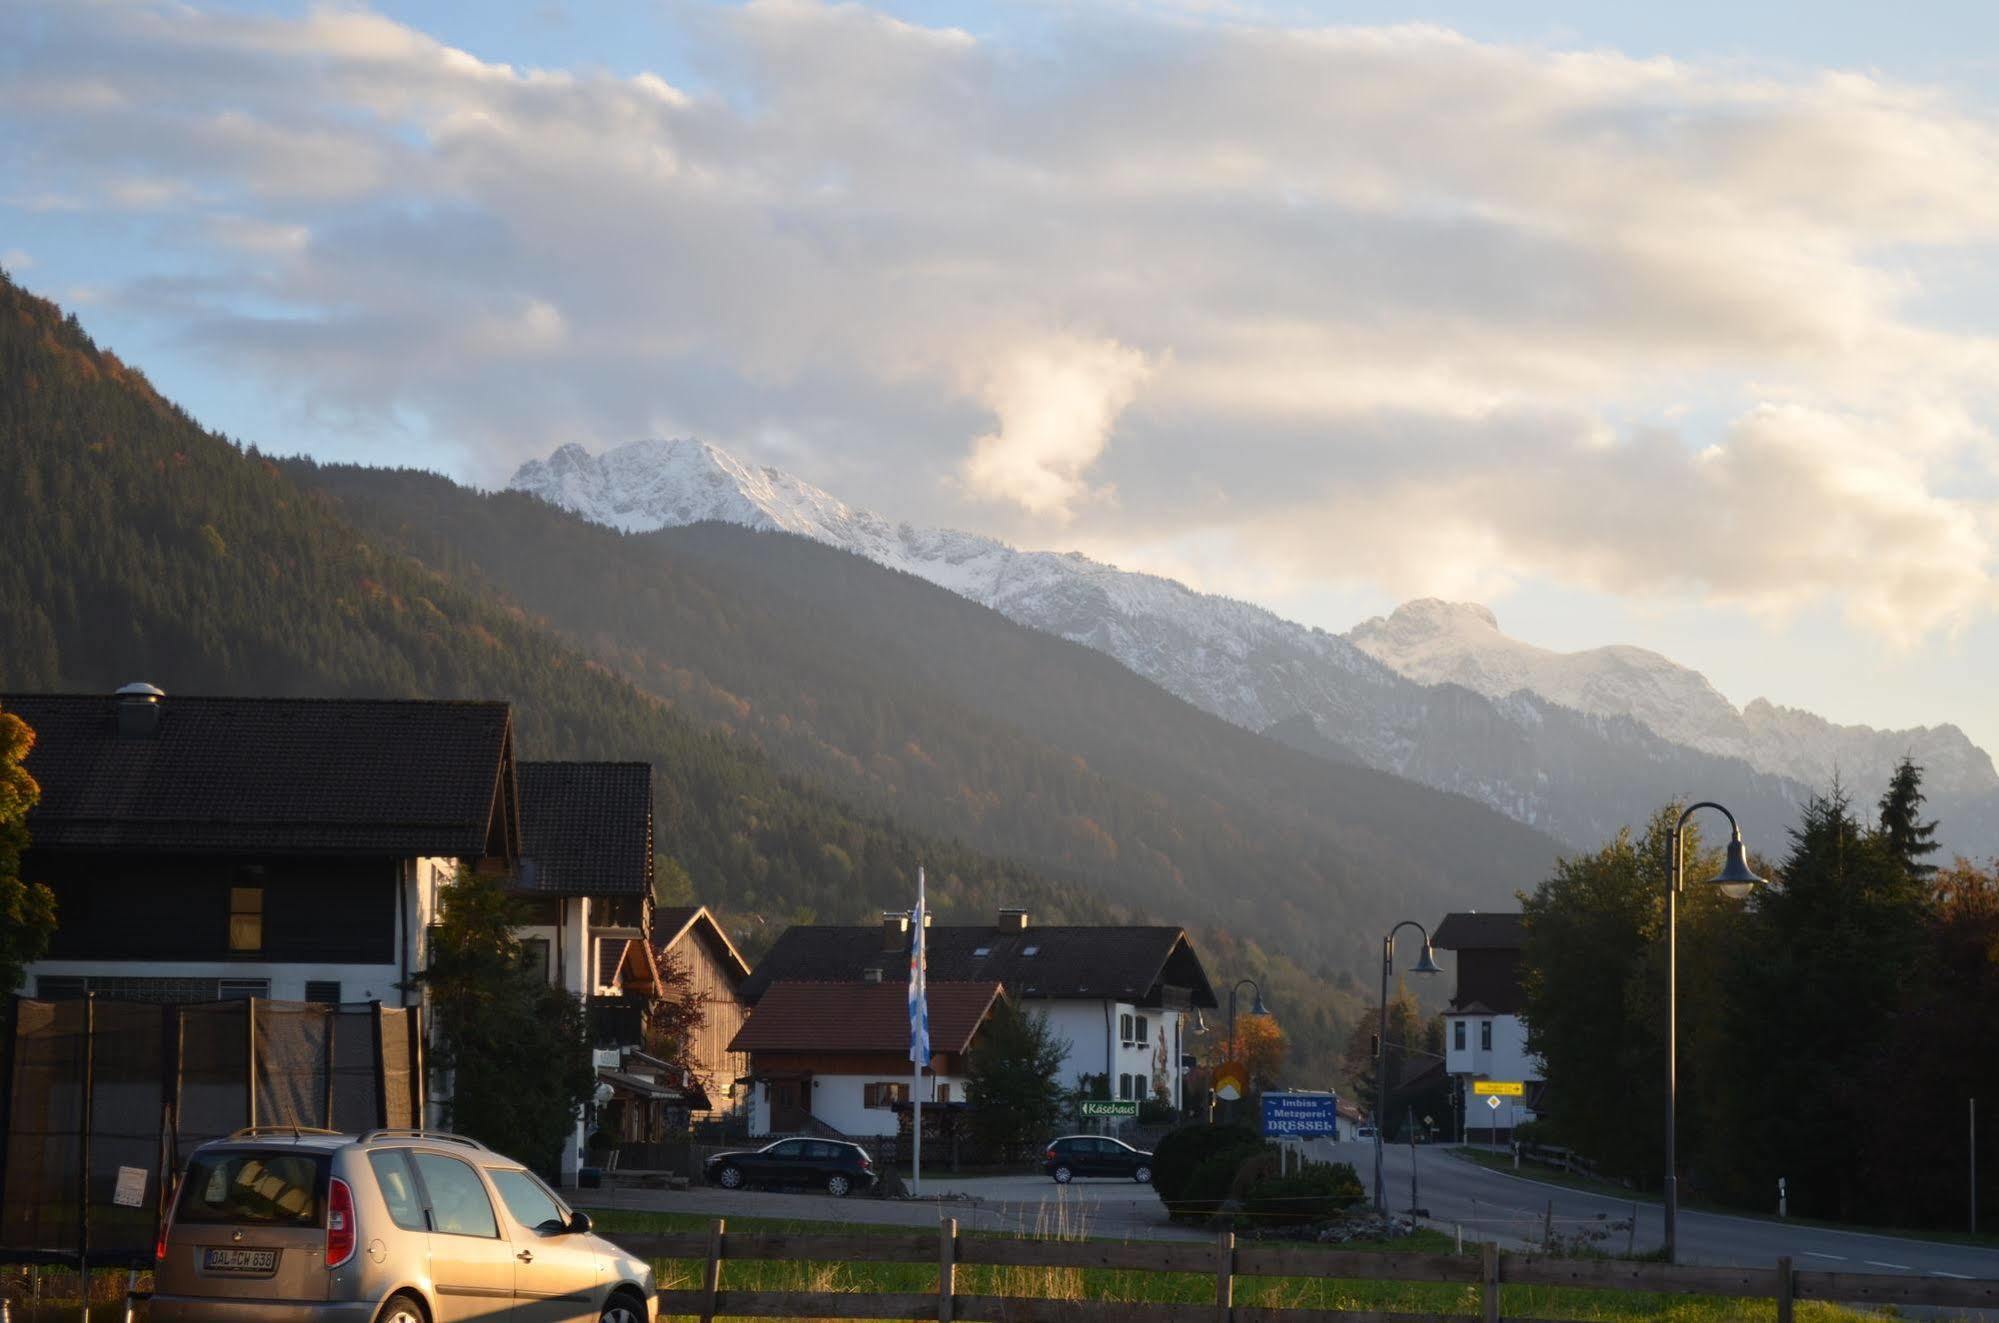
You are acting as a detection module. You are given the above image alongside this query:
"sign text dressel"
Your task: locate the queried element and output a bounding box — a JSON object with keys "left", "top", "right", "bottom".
{"left": 1260, "top": 1092, "right": 1339, "bottom": 1138}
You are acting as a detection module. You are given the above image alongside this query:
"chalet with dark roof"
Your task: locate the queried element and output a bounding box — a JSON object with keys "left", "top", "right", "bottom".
{"left": 1432, "top": 911, "right": 1542, "bottom": 1141}
{"left": 729, "top": 981, "right": 1003, "bottom": 1136}
{"left": 8, "top": 685, "right": 520, "bottom": 1008}
{"left": 741, "top": 909, "right": 1218, "bottom": 1117}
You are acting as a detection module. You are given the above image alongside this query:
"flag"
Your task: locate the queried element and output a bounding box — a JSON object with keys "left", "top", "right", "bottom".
{"left": 908, "top": 867, "right": 930, "bottom": 1067}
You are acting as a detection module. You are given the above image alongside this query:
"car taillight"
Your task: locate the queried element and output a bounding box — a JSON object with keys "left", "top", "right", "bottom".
{"left": 1044, "top": 1147, "right": 1057, "bottom": 1161}
{"left": 325, "top": 1177, "right": 356, "bottom": 1269}
{"left": 860, "top": 1154, "right": 873, "bottom": 1169}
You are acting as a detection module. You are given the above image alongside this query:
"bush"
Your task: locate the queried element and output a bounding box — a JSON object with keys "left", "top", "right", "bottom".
{"left": 1179, "top": 1141, "right": 1274, "bottom": 1221}
{"left": 1241, "top": 1161, "right": 1366, "bottom": 1227}
{"left": 1150, "top": 1123, "right": 1261, "bottom": 1217}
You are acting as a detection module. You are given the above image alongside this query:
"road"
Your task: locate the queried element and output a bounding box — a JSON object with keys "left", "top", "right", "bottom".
{"left": 580, "top": 1146, "right": 1999, "bottom": 1285}
{"left": 1362, "top": 1140, "right": 1999, "bottom": 1284}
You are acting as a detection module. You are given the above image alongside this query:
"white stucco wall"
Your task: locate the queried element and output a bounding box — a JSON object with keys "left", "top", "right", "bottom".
{"left": 1447, "top": 1012, "right": 1541, "bottom": 1133}
{"left": 1034, "top": 1001, "right": 1183, "bottom": 1108}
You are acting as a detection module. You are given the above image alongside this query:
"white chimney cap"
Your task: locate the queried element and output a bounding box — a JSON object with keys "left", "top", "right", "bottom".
{"left": 114, "top": 682, "right": 166, "bottom": 699}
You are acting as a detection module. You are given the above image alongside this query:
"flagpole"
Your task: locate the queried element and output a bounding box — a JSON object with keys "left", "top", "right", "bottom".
{"left": 910, "top": 867, "right": 927, "bottom": 1196}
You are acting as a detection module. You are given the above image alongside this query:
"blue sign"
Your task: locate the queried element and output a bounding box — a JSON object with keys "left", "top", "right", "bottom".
{"left": 1261, "top": 1092, "right": 1339, "bottom": 1137}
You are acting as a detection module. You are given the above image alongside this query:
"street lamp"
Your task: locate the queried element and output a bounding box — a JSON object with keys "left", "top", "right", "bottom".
{"left": 1665, "top": 801, "right": 1764, "bottom": 1264}
{"left": 1376, "top": 921, "right": 1442, "bottom": 1214}
{"left": 1221, "top": 978, "right": 1269, "bottom": 1119}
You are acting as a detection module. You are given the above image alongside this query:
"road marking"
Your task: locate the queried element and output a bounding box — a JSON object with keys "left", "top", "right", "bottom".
{"left": 1931, "top": 1271, "right": 1973, "bottom": 1279}
{"left": 1804, "top": 1253, "right": 1846, "bottom": 1261}
{"left": 1863, "top": 1260, "right": 1910, "bottom": 1270}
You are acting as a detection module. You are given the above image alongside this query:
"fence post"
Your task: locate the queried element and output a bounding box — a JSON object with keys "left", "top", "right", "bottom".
{"left": 699, "top": 1217, "right": 725, "bottom": 1323}
{"left": 1776, "top": 1255, "right": 1793, "bottom": 1323}
{"left": 1481, "top": 1240, "right": 1500, "bottom": 1323}
{"left": 1543, "top": 1200, "right": 1553, "bottom": 1251}
{"left": 938, "top": 1215, "right": 958, "bottom": 1323}
{"left": 1215, "top": 1228, "right": 1235, "bottom": 1322}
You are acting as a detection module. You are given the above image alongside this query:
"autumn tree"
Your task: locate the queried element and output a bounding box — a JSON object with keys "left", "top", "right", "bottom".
{"left": 643, "top": 946, "right": 709, "bottom": 1095}
{"left": 1209, "top": 1013, "right": 1288, "bottom": 1094}
{"left": 0, "top": 702, "right": 56, "bottom": 994}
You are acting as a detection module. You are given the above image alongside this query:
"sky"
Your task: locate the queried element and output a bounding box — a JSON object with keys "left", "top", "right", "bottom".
{"left": 5, "top": 0, "right": 1999, "bottom": 758}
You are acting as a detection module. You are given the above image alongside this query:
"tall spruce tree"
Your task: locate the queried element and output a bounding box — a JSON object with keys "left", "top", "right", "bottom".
{"left": 1877, "top": 756, "right": 1941, "bottom": 878}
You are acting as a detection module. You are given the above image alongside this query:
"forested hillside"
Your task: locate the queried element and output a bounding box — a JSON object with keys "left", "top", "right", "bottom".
{"left": 295, "top": 463, "right": 1561, "bottom": 980}
{"left": 0, "top": 273, "right": 1100, "bottom": 937}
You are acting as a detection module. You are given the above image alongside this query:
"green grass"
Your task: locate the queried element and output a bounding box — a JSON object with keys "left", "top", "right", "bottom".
{"left": 592, "top": 1209, "right": 1908, "bottom": 1322}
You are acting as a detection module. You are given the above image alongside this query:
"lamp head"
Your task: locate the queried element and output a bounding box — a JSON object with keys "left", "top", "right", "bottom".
{"left": 1250, "top": 990, "right": 1269, "bottom": 1017}
{"left": 1411, "top": 943, "right": 1443, "bottom": 976}
{"left": 1193, "top": 1009, "right": 1207, "bottom": 1034}
{"left": 1707, "top": 830, "right": 1764, "bottom": 900}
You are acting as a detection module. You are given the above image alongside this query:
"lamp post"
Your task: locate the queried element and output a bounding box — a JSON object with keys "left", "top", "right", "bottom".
{"left": 1665, "top": 802, "right": 1764, "bottom": 1265}
{"left": 1376, "top": 921, "right": 1442, "bottom": 1214}
{"left": 1224, "top": 978, "right": 1268, "bottom": 1120}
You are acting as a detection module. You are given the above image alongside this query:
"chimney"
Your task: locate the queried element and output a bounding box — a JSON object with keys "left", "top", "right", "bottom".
{"left": 114, "top": 682, "right": 165, "bottom": 738}
{"left": 997, "top": 908, "right": 1029, "bottom": 933}
{"left": 862, "top": 967, "right": 884, "bottom": 985}
{"left": 881, "top": 911, "right": 909, "bottom": 951}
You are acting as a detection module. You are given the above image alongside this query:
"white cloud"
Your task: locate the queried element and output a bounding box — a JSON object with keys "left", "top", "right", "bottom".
{"left": 0, "top": 248, "right": 32, "bottom": 271}
{"left": 2, "top": 0, "right": 1998, "bottom": 637}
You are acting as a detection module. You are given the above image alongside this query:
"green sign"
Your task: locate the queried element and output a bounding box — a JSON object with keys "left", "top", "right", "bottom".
{"left": 1080, "top": 1100, "right": 1139, "bottom": 1117}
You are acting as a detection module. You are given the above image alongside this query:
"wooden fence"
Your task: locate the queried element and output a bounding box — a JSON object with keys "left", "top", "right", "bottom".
{"left": 614, "top": 1222, "right": 1999, "bottom": 1323}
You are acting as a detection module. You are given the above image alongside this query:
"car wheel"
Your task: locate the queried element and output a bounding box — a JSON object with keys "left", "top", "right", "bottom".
{"left": 1133, "top": 1164, "right": 1153, "bottom": 1184}
{"left": 1053, "top": 1165, "right": 1073, "bottom": 1184}
{"left": 375, "top": 1291, "right": 427, "bottom": 1323}
{"left": 600, "top": 1290, "right": 648, "bottom": 1323}
{"left": 717, "top": 1164, "right": 744, "bottom": 1189}
{"left": 826, "top": 1173, "right": 853, "bottom": 1197}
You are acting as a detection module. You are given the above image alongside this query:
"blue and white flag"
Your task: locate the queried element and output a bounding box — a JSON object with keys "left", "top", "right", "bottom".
{"left": 908, "top": 867, "right": 931, "bottom": 1067}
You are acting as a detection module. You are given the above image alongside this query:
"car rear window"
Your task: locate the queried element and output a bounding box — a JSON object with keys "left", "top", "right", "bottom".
{"left": 176, "top": 1151, "right": 326, "bottom": 1226}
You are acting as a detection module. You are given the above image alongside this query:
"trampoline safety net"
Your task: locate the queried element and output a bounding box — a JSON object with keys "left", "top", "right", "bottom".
{"left": 0, "top": 996, "right": 423, "bottom": 1267}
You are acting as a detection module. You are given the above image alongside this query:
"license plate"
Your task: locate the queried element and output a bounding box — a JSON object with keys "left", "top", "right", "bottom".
{"left": 204, "top": 1247, "right": 277, "bottom": 1273}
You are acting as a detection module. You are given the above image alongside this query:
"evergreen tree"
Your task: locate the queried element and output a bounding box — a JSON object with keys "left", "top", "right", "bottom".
{"left": 421, "top": 869, "right": 595, "bottom": 1175}
{"left": 1877, "top": 756, "right": 1941, "bottom": 878}
{"left": 0, "top": 702, "right": 58, "bottom": 993}
{"left": 964, "top": 999, "right": 1071, "bottom": 1162}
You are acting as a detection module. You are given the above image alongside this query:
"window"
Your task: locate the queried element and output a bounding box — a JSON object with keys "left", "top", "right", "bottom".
{"left": 1453, "top": 1021, "right": 1466, "bottom": 1051}
{"left": 305, "top": 981, "right": 342, "bottom": 1006}
{"left": 1021, "top": 945, "right": 1039, "bottom": 957}
{"left": 765, "top": 1140, "right": 807, "bottom": 1159}
{"left": 1118, "top": 1073, "right": 1135, "bottom": 1100}
{"left": 228, "top": 886, "right": 264, "bottom": 952}
{"left": 521, "top": 938, "right": 551, "bottom": 983}
{"left": 935, "top": 1083, "right": 951, "bottom": 1103}
{"left": 1119, "top": 1012, "right": 1134, "bottom": 1045}
{"left": 488, "top": 1167, "right": 569, "bottom": 1234}
{"left": 411, "top": 1152, "right": 498, "bottom": 1238}
{"left": 176, "top": 1152, "right": 323, "bottom": 1226}
{"left": 368, "top": 1152, "right": 427, "bottom": 1232}
{"left": 1480, "top": 1020, "right": 1493, "bottom": 1051}
{"left": 1135, "top": 1015, "right": 1149, "bottom": 1046}
{"left": 864, "top": 1082, "right": 908, "bottom": 1109}
{"left": 218, "top": 979, "right": 270, "bottom": 1001}
{"left": 972, "top": 946, "right": 991, "bottom": 958}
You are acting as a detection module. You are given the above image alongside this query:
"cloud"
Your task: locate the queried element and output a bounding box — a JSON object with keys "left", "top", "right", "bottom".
{"left": 2, "top": 1, "right": 1997, "bottom": 636}
{"left": 0, "top": 248, "right": 32, "bottom": 271}
{"left": 963, "top": 337, "right": 1152, "bottom": 517}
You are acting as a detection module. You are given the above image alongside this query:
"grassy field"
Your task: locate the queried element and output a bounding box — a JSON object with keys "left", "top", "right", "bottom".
{"left": 592, "top": 1208, "right": 1911, "bottom": 1322}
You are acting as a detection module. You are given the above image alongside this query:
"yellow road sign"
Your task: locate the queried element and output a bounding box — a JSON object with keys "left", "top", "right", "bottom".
{"left": 1213, "top": 1060, "right": 1249, "bottom": 1102}
{"left": 1473, "top": 1080, "right": 1525, "bottom": 1097}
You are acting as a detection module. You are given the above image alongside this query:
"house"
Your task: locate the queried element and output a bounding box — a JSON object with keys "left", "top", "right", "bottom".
{"left": 729, "top": 980, "right": 1003, "bottom": 1137}
{"left": 738, "top": 909, "right": 1219, "bottom": 1112}
{"left": 1432, "top": 911, "right": 1543, "bottom": 1142}
{"left": 650, "top": 905, "right": 752, "bottom": 1114}
{"left": 7, "top": 685, "right": 520, "bottom": 1008}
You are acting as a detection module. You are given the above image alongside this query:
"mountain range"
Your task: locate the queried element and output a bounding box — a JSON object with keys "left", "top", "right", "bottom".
{"left": 510, "top": 439, "right": 1999, "bottom": 858}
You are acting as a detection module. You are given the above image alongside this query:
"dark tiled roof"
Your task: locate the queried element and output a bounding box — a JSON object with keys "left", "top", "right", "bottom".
{"left": 5, "top": 692, "right": 515, "bottom": 856}
{"left": 1431, "top": 912, "right": 1524, "bottom": 951}
{"left": 729, "top": 981, "right": 1002, "bottom": 1056}
{"left": 739, "top": 924, "right": 1218, "bottom": 1008}
{"left": 518, "top": 761, "right": 653, "bottom": 896}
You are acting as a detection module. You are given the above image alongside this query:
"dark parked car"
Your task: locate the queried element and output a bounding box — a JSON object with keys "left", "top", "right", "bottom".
{"left": 1043, "top": 1134, "right": 1153, "bottom": 1184}
{"left": 703, "top": 1138, "right": 877, "bottom": 1197}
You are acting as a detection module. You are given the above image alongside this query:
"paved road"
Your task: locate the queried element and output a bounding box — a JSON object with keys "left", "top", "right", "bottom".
{"left": 1361, "top": 1140, "right": 1999, "bottom": 1284}
{"left": 577, "top": 1170, "right": 1203, "bottom": 1241}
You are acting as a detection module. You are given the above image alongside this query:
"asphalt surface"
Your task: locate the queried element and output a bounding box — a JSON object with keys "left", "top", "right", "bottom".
{"left": 579, "top": 1145, "right": 1999, "bottom": 1284}
{"left": 1364, "top": 1140, "right": 1999, "bottom": 1284}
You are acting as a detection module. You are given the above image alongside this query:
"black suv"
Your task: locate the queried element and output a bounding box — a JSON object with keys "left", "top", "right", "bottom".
{"left": 1043, "top": 1134, "right": 1153, "bottom": 1184}
{"left": 703, "top": 1138, "right": 877, "bottom": 1196}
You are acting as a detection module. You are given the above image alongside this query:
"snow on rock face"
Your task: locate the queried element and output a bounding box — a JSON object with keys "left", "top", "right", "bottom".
{"left": 506, "top": 440, "right": 1998, "bottom": 831}
{"left": 1348, "top": 600, "right": 1997, "bottom": 796}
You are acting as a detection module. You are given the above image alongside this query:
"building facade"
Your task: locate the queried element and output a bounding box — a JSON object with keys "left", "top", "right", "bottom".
{"left": 1432, "top": 911, "right": 1543, "bottom": 1142}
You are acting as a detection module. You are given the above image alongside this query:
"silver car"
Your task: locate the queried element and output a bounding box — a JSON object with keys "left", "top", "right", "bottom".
{"left": 151, "top": 1127, "right": 655, "bottom": 1323}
